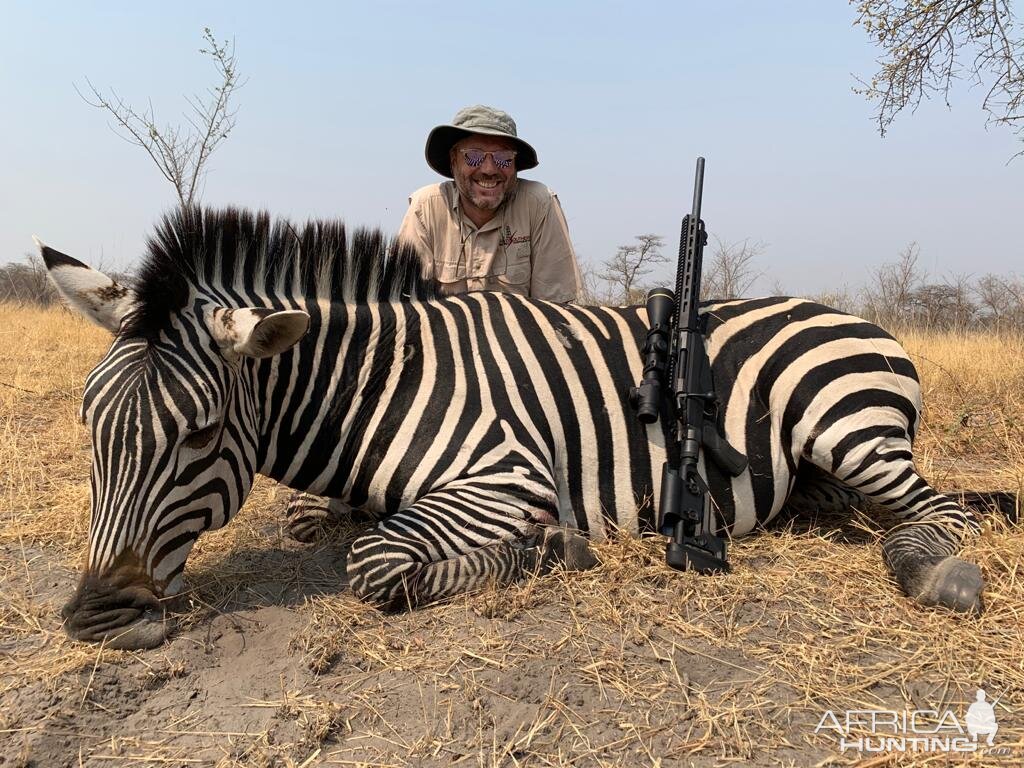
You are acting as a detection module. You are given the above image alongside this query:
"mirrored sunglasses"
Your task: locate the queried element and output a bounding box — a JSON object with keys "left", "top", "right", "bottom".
{"left": 459, "top": 148, "right": 517, "bottom": 169}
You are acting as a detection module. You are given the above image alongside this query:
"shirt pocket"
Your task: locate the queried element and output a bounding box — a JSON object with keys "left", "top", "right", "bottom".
{"left": 435, "top": 256, "right": 467, "bottom": 285}
{"left": 496, "top": 242, "right": 532, "bottom": 287}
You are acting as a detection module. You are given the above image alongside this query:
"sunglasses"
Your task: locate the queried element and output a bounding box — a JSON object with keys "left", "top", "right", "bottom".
{"left": 458, "top": 148, "right": 517, "bottom": 169}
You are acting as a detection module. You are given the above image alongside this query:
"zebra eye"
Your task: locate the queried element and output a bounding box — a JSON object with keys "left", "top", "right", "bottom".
{"left": 183, "top": 423, "right": 220, "bottom": 450}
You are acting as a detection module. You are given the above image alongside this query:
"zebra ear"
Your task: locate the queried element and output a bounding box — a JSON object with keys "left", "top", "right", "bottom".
{"left": 209, "top": 307, "right": 310, "bottom": 359}
{"left": 35, "top": 236, "right": 136, "bottom": 333}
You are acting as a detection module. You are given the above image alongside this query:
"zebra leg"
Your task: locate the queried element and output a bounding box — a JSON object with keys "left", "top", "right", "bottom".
{"left": 285, "top": 491, "right": 377, "bottom": 542}
{"left": 954, "top": 490, "right": 1019, "bottom": 523}
{"left": 784, "top": 464, "right": 865, "bottom": 516}
{"left": 346, "top": 497, "right": 596, "bottom": 610}
{"left": 812, "top": 430, "right": 983, "bottom": 613}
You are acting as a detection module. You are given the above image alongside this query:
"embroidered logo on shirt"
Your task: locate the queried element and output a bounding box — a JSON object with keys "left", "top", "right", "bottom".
{"left": 500, "top": 227, "right": 531, "bottom": 247}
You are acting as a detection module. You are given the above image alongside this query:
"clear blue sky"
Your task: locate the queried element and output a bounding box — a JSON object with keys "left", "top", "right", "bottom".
{"left": 2, "top": 0, "right": 1020, "bottom": 294}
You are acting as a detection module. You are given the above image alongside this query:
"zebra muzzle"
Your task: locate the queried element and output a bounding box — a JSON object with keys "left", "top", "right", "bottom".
{"left": 62, "top": 581, "right": 171, "bottom": 650}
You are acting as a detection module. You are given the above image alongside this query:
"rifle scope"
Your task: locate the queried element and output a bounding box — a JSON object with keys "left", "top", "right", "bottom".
{"left": 628, "top": 287, "right": 675, "bottom": 423}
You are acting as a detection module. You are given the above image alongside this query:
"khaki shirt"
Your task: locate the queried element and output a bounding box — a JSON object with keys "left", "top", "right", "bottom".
{"left": 397, "top": 179, "right": 582, "bottom": 302}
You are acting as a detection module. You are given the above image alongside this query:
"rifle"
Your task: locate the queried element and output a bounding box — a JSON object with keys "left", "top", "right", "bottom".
{"left": 629, "top": 157, "right": 748, "bottom": 573}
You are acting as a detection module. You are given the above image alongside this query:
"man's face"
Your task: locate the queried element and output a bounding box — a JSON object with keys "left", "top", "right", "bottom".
{"left": 450, "top": 134, "right": 518, "bottom": 222}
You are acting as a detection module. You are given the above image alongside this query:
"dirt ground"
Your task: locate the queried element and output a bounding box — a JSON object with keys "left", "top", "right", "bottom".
{"left": 2, "top": 306, "right": 1023, "bottom": 767}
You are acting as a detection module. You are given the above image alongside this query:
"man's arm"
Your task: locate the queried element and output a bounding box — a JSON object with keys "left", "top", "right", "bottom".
{"left": 529, "top": 192, "right": 582, "bottom": 303}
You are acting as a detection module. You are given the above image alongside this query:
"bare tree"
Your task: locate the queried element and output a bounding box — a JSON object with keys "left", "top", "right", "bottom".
{"left": 701, "top": 236, "right": 766, "bottom": 299}
{"left": 596, "top": 234, "right": 668, "bottom": 305}
{"left": 809, "top": 286, "right": 860, "bottom": 315}
{"left": 0, "top": 255, "right": 58, "bottom": 306}
{"left": 577, "top": 261, "right": 618, "bottom": 305}
{"left": 861, "top": 241, "right": 926, "bottom": 328}
{"left": 853, "top": 1, "right": 1024, "bottom": 156}
{"left": 975, "top": 272, "right": 1024, "bottom": 328}
{"left": 80, "top": 28, "right": 242, "bottom": 206}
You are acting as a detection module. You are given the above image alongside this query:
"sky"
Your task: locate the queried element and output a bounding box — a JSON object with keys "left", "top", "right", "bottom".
{"left": 2, "top": 0, "right": 1020, "bottom": 295}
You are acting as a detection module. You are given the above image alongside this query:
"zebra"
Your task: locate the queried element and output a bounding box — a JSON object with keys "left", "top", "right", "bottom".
{"left": 41, "top": 206, "right": 986, "bottom": 650}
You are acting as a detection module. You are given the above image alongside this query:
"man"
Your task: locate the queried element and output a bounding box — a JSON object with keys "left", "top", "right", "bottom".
{"left": 398, "top": 104, "right": 582, "bottom": 303}
{"left": 287, "top": 106, "right": 583, "bottom": 543}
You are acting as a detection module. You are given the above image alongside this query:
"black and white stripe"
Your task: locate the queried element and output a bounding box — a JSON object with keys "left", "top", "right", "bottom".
{"left": 46, "top": 207, "right": 986, "bottom": 635}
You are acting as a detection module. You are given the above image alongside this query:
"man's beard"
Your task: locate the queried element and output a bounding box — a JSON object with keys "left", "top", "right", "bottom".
{"left": 457, "top": 175, "right": 517, "bottom": 212}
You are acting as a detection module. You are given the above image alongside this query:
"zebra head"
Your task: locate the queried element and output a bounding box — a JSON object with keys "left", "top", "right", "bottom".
{"left": 39, "top": 230, "right": 309, "bottom": 649}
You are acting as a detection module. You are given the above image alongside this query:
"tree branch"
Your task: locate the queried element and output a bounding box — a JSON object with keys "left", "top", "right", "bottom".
{"left": 78, "top": 27, "right": 242, "bottom": 206}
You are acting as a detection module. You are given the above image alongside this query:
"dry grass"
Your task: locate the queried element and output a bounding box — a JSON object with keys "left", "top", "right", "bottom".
{"left": 901, "top": 329, "right": 1024, "bottom": 491}
{"left": 1, "top": 305, "right": 1022, "bottom": 767}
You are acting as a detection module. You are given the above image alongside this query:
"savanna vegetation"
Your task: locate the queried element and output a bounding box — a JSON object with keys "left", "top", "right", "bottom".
{"left": 1, "top": 302, "right": 1021, "bottom": 766}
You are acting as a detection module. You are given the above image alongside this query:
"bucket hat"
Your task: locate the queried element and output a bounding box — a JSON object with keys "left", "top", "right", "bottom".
{"left": 425, "top": 105, "right": 539, "bottom": 178}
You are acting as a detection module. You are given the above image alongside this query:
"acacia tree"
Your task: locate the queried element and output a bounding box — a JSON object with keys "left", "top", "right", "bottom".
{"left": 596, "top": 234, "right": 668, "bottom": 305}
{"left": 912, "top": 274, "right": 976, "bottom": 330}
{"left": 80, "top": 28, "right": 242, "bottom": 207}
{"left": 853, "top": 1, "right": 1024, "bottom": 155}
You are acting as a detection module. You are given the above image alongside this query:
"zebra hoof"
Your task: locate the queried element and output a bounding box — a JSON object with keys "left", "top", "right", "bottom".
{"left": 916, "top": 557, "right": 984, "bottom": 615}
{"left": 540, "top": 529, "right": 599, "bottom": 573}
{"left": 285, "top": 492, "right": 375, "bottom": 543}
{"left": 285, "top": 491, "right": 335, "bottom": 543}
{"left": 286, "top": 515, "right": 329, "bottom": 543}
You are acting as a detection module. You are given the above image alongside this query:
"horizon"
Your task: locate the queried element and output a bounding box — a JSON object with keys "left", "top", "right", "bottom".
{"left": 2, "top": 1, "right": 1020, "bottom": 296}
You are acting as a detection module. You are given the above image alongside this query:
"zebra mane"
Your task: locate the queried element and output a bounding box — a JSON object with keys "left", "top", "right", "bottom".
{"left": 124, "top": 206, "right": 438, "bottom": 339}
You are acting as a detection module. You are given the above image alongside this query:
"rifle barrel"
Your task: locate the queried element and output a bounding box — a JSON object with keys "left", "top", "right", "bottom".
{"left": 691, "top": 157, "right": 705, "bottom": 221}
